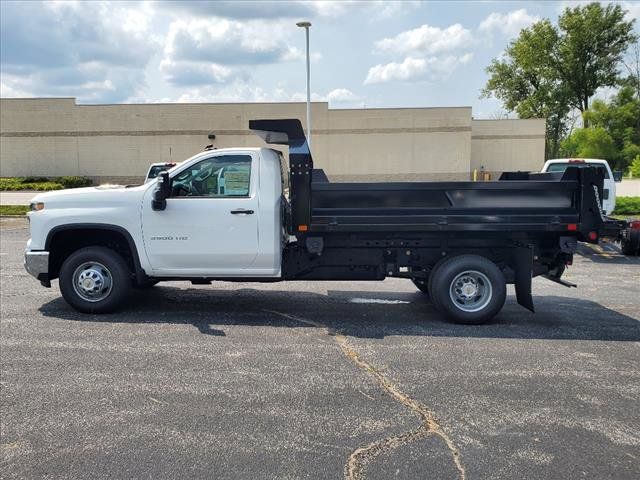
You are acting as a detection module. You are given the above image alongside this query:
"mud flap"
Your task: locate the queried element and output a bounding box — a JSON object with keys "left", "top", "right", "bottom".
{"left": 513, "top": 245, "right": 534, "bottom": 312}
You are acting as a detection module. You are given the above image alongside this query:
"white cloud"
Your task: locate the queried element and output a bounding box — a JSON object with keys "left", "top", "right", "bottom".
{"left": 364, "top": 54, "right": 472, "bottom": 85}
{"left": 164, "top": 18, "right": 295, "bottom": 66}
{"left": 312, "top": 0, "right": 420, "bottom": 20}
{"left": 1, "top": 66, "right": 147, "bottom": 103}
{"left": 0, "top": 80, "right": 30, "bottom": 98}
{"left": 369, "top": 1, "right": 421, "bottom": 20}
{"left": 621, "top": 1, "right": 640, "bottom": 22}
{"left": 157, "top": 0, "right": 323, "bottom": 20}
{"left": 365, "top": 57, "right": 427, "bottom": 84}
{"left": 375, "top": 23, "right": 473, "bottom": 56}
{"left": 326, "top": 88, "right": 359, "bottom": 103}
{"left": 281, "top": 48, "right": 323, "bottom": 63}
{"left": 290, "top": 87, "right": 362, "bottom": 106}
{"left": 0, "top": 1, "right": 158, "bottom": 102}
{"left": 157, "top": 0, "right": 419, "bottom": 21}
{"left": 367, "top": 21, "right": 475, "bottom": 85}
{"left": 479, "top": 9, "right": 540, "bottom": 38}
{"left": 159, "top": 60, "right": 239, "bottom": 86}
{"left": 161, "top": 17, "right": 315, "bottom": 87}
{"left": 161, "top": 81, "right": 360, "bottom": 107}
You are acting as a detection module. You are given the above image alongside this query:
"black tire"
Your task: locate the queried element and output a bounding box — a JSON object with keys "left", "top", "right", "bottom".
{"left": 59, "top": 246, "right": 132, "bottom": 313}
{"left": 427, "top": 257, "right": 449, "bottom": 312}
{"left": 430, "top": 254, "right": 506, "bottom": 325}
{"left": 621, "top": 229, "right": 640, "bottom": 256}
{"left": 412, "top": 277, "right": 429, "bottom": 295}
{"left": 621, "top": 238, "right": 636, "bottom": 256}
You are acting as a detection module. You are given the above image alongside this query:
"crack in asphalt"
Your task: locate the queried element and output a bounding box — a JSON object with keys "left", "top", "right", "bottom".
{"left": 265, "top": 310, "right": 465, "bottom": 480}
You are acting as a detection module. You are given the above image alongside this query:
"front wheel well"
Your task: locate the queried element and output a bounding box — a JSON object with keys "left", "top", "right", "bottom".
{"left": 47, "top": 226, "right": 140, "bottom": 280}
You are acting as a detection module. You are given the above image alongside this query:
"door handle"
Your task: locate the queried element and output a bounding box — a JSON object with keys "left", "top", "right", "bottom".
{"left": 230, "top": 209, "right": 254, "bottom": 215}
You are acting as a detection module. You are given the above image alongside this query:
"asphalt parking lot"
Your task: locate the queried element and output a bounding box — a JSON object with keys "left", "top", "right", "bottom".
{"left": 1, "top": 217, "right": 639, "bottom": 480}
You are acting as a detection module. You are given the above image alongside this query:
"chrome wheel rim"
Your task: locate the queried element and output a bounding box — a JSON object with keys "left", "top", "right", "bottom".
{"left": 72, "top": 261, "right": 113, "bottom": 302}
{"left": 449, "top": 270, "right": 492, "bottom": 312}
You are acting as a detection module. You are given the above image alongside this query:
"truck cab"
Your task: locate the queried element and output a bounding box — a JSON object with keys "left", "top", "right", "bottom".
{"left": 141, "top": 147, "right": 285, "bottom": 277}
{"left": 541, "top": 158, "right": 617, "bottom": 214}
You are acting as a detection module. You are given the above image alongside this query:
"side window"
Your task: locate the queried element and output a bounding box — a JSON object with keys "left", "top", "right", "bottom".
{"left": 171, "top": 155, "right": 252, "bottom": 197}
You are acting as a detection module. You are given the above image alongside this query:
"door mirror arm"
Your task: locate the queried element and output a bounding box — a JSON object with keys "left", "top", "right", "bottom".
{"left": 152, "top": 171, "right": 172, "bottom": 211}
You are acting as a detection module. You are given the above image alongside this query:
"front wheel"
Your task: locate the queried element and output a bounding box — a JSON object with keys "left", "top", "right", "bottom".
{"left": 59, "top": 246, "right": 132, "bottom": 313}
{"left": 429, "top": 255, "right": 506, "bottom": 325}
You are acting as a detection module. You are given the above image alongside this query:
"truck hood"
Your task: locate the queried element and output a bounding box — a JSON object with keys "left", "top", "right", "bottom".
{"left": 30, "top": 184, "right": 149, "bottom": 208}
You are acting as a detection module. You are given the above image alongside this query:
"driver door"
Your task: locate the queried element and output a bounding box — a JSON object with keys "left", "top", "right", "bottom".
{"left": 141, "top": 152, "right": 259, "bottom": 275}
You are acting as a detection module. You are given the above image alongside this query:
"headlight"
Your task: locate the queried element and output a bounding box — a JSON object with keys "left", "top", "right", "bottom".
{"left": 30, "top": 202, "right": 45, "bottom": 211}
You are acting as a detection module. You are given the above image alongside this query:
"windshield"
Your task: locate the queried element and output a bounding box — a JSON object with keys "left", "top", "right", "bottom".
{"left": 546, "top": 162, "right": 609, "bottom": 178}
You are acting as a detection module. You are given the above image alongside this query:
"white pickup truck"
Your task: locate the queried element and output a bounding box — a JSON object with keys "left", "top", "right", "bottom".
{"left": 25, "top": 119, "right": 615, "bottom": 324}
{"left": 541, "top": 158, "right": 618, "bottom": 214}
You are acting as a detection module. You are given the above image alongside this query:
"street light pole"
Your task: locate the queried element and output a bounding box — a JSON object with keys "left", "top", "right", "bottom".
{"left": 296, "top": 21, "right": 312, "bottom": 148}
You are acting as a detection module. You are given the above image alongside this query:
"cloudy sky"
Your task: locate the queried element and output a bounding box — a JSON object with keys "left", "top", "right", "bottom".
{"left": 1, "top": 1, "right": 638, "bottom": 117}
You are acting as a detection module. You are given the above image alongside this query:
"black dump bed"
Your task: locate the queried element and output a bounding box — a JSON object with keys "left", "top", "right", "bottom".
{"left": 250, "top": 119, "right": 607, "bottom": 241}
{"left": 311, "top": 175, "right": 581, "bottom": 233}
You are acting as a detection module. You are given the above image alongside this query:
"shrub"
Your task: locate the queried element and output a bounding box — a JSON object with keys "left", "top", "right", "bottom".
{"left": 613, "top": 196, "right": 640, "bottom": 215}
{"left": 0, "top": 178, "right": 64, "bottom": 191}
{"left": 58, "top": 176, "right": 93, "bottom": 188}
{"left": 0, "top": 176, "right": 91, "bottom": 191}
{"left": 21, "top": 176, "right": 50, "bottom": 183}
{"left": 26, "top": 182, "right": 65, "bottom": 191}
{"left": 0, "top": 178, "right": 21, "bottom": 190}
{"left": 0, "top": 205, "right": 29, "bottom": 216}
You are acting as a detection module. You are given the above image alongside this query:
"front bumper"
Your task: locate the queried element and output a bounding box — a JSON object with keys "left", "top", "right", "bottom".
{"left": 24, "top": 250, "right": 51, "bottom": 287}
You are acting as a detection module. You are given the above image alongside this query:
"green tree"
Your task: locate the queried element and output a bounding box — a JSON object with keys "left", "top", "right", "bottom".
{"left": 629, "top": 155, "right": 640, "bottom": 177}
{"left": 560, "top": 126, "right": 617, "bottom": 160}
{"left": 482, "top": 2, "right": 637, "bottom": 158}
{"left": 554, "top": 3, "right": 636, "bottom": 122}
{"left": 482, "top": 20, "right": 570, "bottom": 158}
{"left": 563, "top": 85, "right": 640, "bottom": 171}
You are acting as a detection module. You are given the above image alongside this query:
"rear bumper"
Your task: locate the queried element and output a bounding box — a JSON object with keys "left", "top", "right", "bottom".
{"left": 24, "top": 250, "right": 51, "bottom": 286}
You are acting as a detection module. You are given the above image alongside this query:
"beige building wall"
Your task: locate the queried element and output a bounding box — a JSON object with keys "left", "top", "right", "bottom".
{"left": 320, "top": 107, "right": 471, "bottom": 181}
{"left": 1, "top": 98, "right": 544, "bottom": 183}
{"left": 471, "top": 119, "right": 546, "bottom": 178}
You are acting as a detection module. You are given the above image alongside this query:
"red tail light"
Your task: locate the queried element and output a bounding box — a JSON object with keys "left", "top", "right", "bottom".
{"left": 587, "top": 231, "right": 598, "bottom": 241}
{"left": 630, "top": 220, "right": 640, "bottom": 230}
{"left": 567, "top": 223, "right": 578, "bottom": 231}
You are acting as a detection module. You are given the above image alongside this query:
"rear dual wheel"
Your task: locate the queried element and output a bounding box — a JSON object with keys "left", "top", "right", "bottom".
{"left": 416, "top": 255, "right": 506, "bottom": 325}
